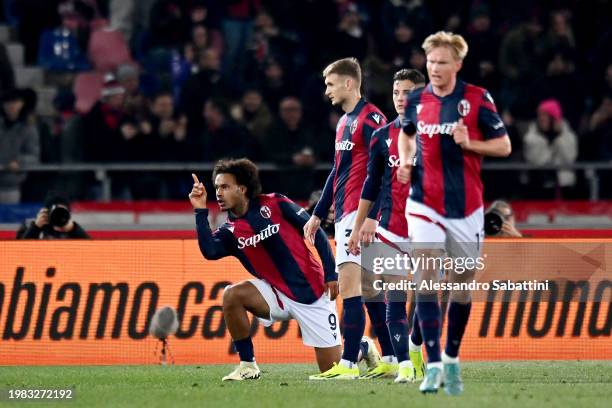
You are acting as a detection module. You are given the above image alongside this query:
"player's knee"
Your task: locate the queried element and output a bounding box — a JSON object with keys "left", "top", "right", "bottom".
{"left": 222, "top": 284, "right": 242, "bottom": 307}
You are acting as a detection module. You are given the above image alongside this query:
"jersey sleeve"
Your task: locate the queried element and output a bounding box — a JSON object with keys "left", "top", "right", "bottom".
{"left": 276, "top": 195, "right": 337, "bottom": 283}
{"left": 401, "top": 89, "right": 419, "bottom": 135}
{"left": 361, "top": 129, "right": 385, "bottom": 219}
{"left": 362, "top": 111, "right": 387, "bottom": 146}
{"left": 313, "top": 155, "right": 336, "bottom": 219}
{"left": 195, "top": 209, "right": 235, "bottom": 260}
{"left": 478, "top": 91, "right": 507, "bottom": 139}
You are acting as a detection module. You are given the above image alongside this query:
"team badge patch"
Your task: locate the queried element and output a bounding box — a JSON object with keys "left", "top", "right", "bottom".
{"left": 458, "top": 99, "right": 471, "bottom": 117}
{"left": 260, "top": 206, "right": 272, "bottom": 219}
{"left": 350, "top": 119, "right": 358, "bottom": 134}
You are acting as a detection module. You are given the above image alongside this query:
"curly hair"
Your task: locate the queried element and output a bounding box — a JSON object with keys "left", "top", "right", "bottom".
{"left": 212, "top": 158, "right": 262, "bottom": 199}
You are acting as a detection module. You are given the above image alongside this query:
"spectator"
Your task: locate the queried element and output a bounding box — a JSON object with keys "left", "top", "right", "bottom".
{"left": 383, "top": 21, "right": 418, "bottom": 69}
{"left": 117, "top": 63, "right": 148, "bottom": 119}
{"left": 221, "top": 0, "right": 261, "bottom": 82}
{"left": 258, "top": 58, "right": 292, "bottom": 113}
{"left": 265, "top": 97, "right": 316, "bottom": 165}
{"left": 17, "top": 194, "right": 90, "bottom": 239}
{"left": 199, "top": 97, "right": 260, "bottom": 161}
{"left": 145, "top": 91, "right": 188, "bottom": 161}
{"left": 190, "top": 24, "right": 211, "bottom": 57}
{"left": 188, "top": 2, "right": 224, "bottom": 55}
{"left": 541, "top": 10, "right": 576, "bottom": 59}
{"left": 180, "top": 48, "right": 231, "bottom": 131}
{"left": 248, "top": 9, "right": 299, "bottom": 70}
{"left": 0, "top": 89, "right": 40, "bottom": 204}
{"left": 463, "top": 6, "right": 501, "bottom": 96}
{"left": 327, "top": 3, "right": 368, "bottom": 62}
{"left": 587, "top": 92, "right": 612, "bottom": 161}
{"left": 523, "top": 99, "right": 578, "bottom": 197}
{"left": 532, "top": 50, "right": 583, "bottom": 129}
{"left": 499, "top": 16, "right": 545, "bottom": 118}
{"left": 264, "top": 96, "right": 318, "bottom": 198}
{"left": 81, "top": 73, "right": 126, "bottom": 162}
{"left": 236, "top": 88, "right": 273, "bottom": 145}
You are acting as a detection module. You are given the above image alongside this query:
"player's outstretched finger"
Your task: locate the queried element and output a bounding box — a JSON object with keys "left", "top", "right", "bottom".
{"left": 191, "top": 173, "right": 200, "bottom": 184}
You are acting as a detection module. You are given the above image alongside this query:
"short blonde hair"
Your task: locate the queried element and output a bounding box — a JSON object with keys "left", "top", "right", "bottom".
{"left": 422, "top": 31, "right": 468, "bottom": 60}
{"left": 322, "top": 57, "right": 361, "bottom": 85}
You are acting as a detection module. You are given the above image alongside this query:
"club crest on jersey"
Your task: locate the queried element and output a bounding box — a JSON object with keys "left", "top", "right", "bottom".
{"left": 458, "top": 99, "right": 471, "bottom": 117}
{"left": 260, "top": 205, "right": 272, "bottom": 219}
{"left": 349, "top": 119, "right": 359, "bottom": 134}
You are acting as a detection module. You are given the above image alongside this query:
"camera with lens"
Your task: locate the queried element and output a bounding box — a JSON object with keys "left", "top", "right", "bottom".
{"left": 484, "top": 208, "right": 505, "bottom": 236}
{"left": 48, "top": 205, "right": 71, "bottom": 228}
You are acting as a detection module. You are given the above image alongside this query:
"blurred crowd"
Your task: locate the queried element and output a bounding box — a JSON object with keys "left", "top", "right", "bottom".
{"left": 0, "top": 0, "right": 610, "bottom": 202}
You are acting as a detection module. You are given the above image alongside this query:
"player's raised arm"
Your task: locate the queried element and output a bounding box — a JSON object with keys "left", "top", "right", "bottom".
{"left": 190, "top": 173, "right": 233, "bottom": 260}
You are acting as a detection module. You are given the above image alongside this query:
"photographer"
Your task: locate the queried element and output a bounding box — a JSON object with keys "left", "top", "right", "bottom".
{"left": 17, "top": 195, "right": 90, "bottom": 239}
{"left": 484, "top": 200, "right": 522, "bottom": 237}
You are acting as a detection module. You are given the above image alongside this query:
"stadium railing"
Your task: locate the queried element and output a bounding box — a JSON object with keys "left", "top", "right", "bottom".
{"left": 4, "top": 161, "right": 612, "bottom": 201}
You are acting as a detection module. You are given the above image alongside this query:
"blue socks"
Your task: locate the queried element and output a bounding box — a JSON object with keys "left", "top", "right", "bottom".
{"left": 410, "top": 312, "right": 423, "bottom": 346}
{"left": 341, "top": 296, "right": 365, "bottom": 363}
{"left": 233, "top": 336, "right": 254, "bottom": 362}
{"left": 416, "top": 293, "right": 441, "bottom": 363}
{"left": 385, "top": 290, "right": 409, "bottom": 362}
{"left": 365, "top": 301, "right": 395, "bottom": 358}
{"left": 445, "top": 301, "right": 472, "bottom": 358}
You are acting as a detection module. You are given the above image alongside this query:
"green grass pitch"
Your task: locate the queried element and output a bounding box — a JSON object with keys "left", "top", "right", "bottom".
{"left": 0, "top": 361, "right": 610, "bottom": 407}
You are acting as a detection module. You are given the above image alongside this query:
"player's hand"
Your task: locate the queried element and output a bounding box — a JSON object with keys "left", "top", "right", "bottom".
{"left": 326, "top": 280, "right": 339, "bottom": 301}
{"left": 303, "top": 215, "right": 321, "bottom": 245}
{"left": 397, "top": 164, "right": 411, "bottom": 184}
{"left": 453, "top": 118, "right": 470, "bottom": 148}
{"left": 347, "top": 228, "right": 360, "bottom": 255}
{"left": 188, "top": 173, "right": 207, "bottom": 209}
{"left": 359, "top": 218, "right": 378, "bottom": 247}
{"left": 34, "top": 208, "right": 49, "bottom": 228}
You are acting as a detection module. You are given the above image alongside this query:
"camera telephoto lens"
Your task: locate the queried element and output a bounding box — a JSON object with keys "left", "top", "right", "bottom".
{"left": 49, "top": 206, "right": 71, "bottom": 228}
{"left": 484, "top": 210, "right": 503, "bottom": 236}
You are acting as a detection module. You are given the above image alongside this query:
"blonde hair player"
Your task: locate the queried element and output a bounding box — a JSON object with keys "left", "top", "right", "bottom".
{"left": 397, "top": 31, "right": 511, "bottom": 395}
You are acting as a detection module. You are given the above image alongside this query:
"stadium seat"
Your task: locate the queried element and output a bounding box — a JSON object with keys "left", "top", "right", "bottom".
{"left": 37, "top": 28, "right": 91, "bottom": 72}
{"left": 73, "top": 72, "right": 104, "bottom": 113}
{"left": 88, "top": 28, "right": 132, "bottom": 72}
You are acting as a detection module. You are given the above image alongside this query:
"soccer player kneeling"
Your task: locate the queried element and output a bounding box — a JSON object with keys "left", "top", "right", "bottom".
{"left": 190, "top": 159, "right": 341, "bottom": 381}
